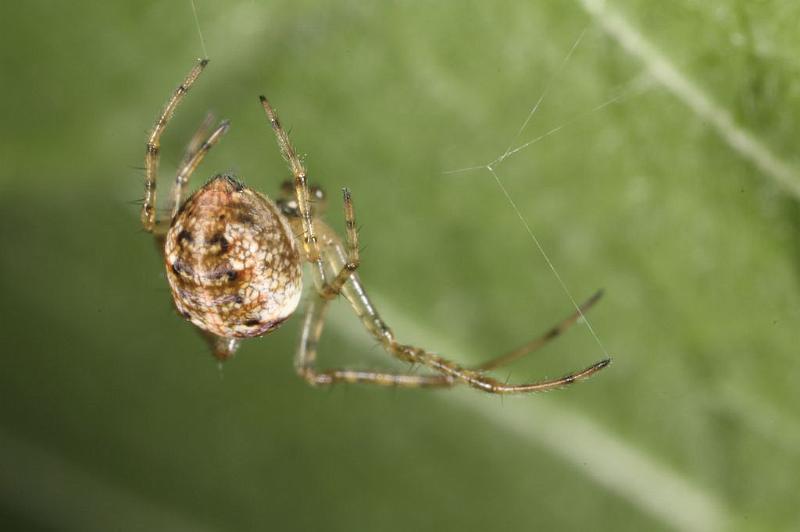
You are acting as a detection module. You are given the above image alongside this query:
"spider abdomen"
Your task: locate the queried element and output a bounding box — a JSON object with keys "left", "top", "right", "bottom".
{"left": 164, "top": 175, "right": 302, "bottom": 338}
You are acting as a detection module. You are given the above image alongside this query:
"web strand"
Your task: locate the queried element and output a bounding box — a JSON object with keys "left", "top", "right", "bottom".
{"left": 190, "top": 0, "right": 209, "bottom": 59}
{"left": 486, "top": 165, "right": 610, "bottom": 359}
{"left": 444, "top": 76, "right": 647, "bottom": 176}
{"left": 499, "top": 27, "right": 587, "bottom": 164}
{"left": 500, "top": 79, "right": 646, "bottom": 164}
{"left": 445, "top": 29, "right": 635, "bottom": 361}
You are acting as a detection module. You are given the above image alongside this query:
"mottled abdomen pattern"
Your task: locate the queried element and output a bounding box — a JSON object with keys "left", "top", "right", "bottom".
{"left": 164, "top": 175, "right": 302, "bottom": 338}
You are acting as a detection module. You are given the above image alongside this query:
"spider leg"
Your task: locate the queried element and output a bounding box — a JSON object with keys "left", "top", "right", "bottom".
{"left": 391, "top": 343, "right": 609, "bottom": 394}
{"left": 169, "top": 118, "right": 230, "bottom": 219}
{"left": 259, "top": 96, "right": 328, "bottom": 290}
{"left": 260, "top": 98, "right": 361, "bottom": 299}
{"left": 475, "top": 289, "right": 604, "bottom": 371}
{"left": 143, "top": 58, "right": 208, "bottom": 233}
{"left": 310, "top": 221, "right": 610, "bottom": 394}
{"left": 320, "top": 188, "right": 360, "bottom": 298}
{"left": 296, "top": 293, "right": 454, "bottom": 388}
{"left": 181, "top": 112, "right": 216, "bottom": 164}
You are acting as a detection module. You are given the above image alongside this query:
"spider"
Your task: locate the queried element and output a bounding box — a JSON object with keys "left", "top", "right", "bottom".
{"left": 141, "top": 59, "right": 610, "bottom": 394}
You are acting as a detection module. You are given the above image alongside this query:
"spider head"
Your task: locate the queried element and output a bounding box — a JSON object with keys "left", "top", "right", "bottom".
{"left": 164, "top": 174, "right": 303, "bottom": 339}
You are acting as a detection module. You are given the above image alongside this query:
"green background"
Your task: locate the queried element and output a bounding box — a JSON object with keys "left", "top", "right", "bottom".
{"left": 2, "top": 1, "right": 799, "bottom": 531}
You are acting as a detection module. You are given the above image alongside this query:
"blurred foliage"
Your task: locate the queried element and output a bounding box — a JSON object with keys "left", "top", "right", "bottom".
{"left": 2, "top": 1, "right": 800, "bottom": 531}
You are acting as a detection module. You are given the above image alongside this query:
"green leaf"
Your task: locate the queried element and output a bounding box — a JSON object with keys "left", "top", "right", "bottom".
{"left": 2, "top": 1, "right": 799, "bottom": 531}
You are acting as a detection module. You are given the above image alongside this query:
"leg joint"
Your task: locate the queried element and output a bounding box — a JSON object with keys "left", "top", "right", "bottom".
{"left": 296, "top": 366, "right": 330, "bottom": 387}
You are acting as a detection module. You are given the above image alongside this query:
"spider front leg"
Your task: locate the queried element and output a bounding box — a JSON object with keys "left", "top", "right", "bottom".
{"left": 260, "top": 97, "right": 361, "bottom": 299}
{"left": 259, "top": 96, "right": 327, "bottom": 288}
{"left": 295, "top": 293, "right": 454, "bottom": 388}
{"left": 143, "top": 58, "right": 208, "bottom": 234}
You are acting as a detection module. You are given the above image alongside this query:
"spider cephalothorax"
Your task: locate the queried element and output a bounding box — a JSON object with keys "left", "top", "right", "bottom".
{"left": 141, "top": 59, "right": 610, "bottom": 392}
{"left": 164, "top": 174, "right": 302, "bottom": 339}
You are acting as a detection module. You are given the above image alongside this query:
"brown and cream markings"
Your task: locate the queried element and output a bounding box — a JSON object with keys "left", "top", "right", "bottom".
{"left": 164, "top": 174, "right": 302, "bottom": 338}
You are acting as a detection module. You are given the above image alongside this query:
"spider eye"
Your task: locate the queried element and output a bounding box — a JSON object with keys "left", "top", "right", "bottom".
{"left": 310, "top": 185, "right": 325, "bottom": 201}
{"left": 278, "top": 198, "right": 299, "bottom": 216}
